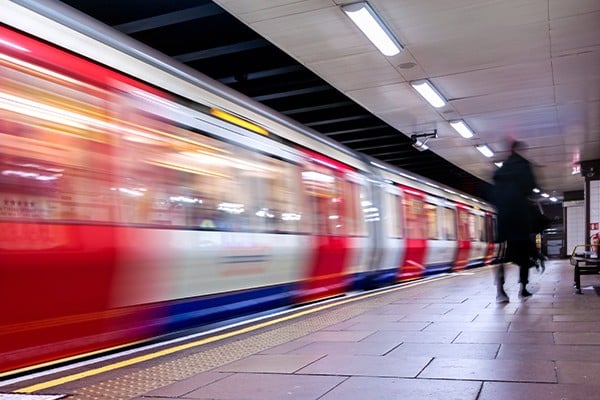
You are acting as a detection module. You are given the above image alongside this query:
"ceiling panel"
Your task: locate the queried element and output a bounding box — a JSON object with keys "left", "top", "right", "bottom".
{"left": 556, "top": 79, "right": 600, "bottom": 104}
{"left": 217, "top": 0, "right": 329, "bottom": 23}
{"left": 553, "top": 51, "right": 600, "bottom": 85}
{"left": 308, "top": 52, "right": 405, "bottom": 92}
{"left": 248, "top": 6, "right": 369, "bottom": 64}
{"left": 549, "top": 0, "right": 600, "bottom": 18}
{"left": 452, "top": 87, "right": 556, "bottom": 116}
{"left": 409, "top": 25, "right": 550, "bottom": 76}
{"left": 439, "top": 61, "right": 553, "bottom": 99}
{"left": 550, "top": 11, "right": 600, "bottom": 55}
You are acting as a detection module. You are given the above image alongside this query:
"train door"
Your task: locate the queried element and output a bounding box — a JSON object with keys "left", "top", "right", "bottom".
{"left": 298, "top": 151, "right": 352, "bottom": 302}
{"left": 484, "top": 212, "right": 498, "bottom": 264}
{"left": 467, "top": 209, "right": 487, "bottom": 268}
{"left": 422, "top": 197, "right": 457, "bottom": 274}
{"left": 375, "top": 184, "right": 404, "bottom": 286}
{"left": 343, "top": 171, "right": 372, "bottom": 290}
{"left": 398, "top": 187, "right": 427, "bottom": 281}
{"left": 454, "top": 204, "right": 471, "bottom": 270}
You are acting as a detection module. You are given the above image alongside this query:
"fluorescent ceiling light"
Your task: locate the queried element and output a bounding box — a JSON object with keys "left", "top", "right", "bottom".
{"left": 541, "top": 192, "right": 550, "bottom": 198}
{"left": 494, "top": 161, "right": 503, "bottom": 168}
{"left": 450, "top": 120, "right": 474, "bottom": 138}
{"left": 410, "top": 80, "right": 446, "bottom": 108}
{"left": 342, "top": 2, "right": 403, "bottom": 56}
{"left": 476, "top": 144, "right": 494, "bottom": 158}
{"left": 533, "top": 188, "right": 541, "bottom": 193}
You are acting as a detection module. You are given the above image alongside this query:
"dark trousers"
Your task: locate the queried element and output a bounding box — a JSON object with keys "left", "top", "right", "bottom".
{"left": 496, "top": 240, "right": 530, "bottom": 287}
{"left": 507, "top": 240, "right": 531, "bottom": 285}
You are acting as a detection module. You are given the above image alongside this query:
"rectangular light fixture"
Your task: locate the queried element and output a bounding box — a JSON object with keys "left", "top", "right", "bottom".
{"left": 476, "top": 144, "right": 494, "bottom": 158}
{"left": 342, "top": 2, "right": 403, "bottom": 56}
{"left": 450, "top": 120, "right": 474, "bottom": 138}
{"left": 410, "top": 80, "right": 446, "bottom": 108}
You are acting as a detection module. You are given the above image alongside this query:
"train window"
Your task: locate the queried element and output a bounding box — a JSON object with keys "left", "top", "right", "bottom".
{"left": 467, "top": 213, "right": 476, "bottom": 241}
{"left": 249, "top": 156, "right": 304, "bottom": 233}
{"left": 424, "top": 203, "right": 439, "bottom": 240}
{"left": 485, "top": 215, "right": 497, "bottom": 242}
{"left": 301, "top": 164, "right": 345, "bottom": 236}
{"left": 107, "top": 103, "right": 248, "bottom": 229}
{"left": 457, "top": 209, "right": 469, "bottom": 241}
{"left": 345, "top": 180, "right": 367, "bottom": 236}
{"left": 443, "top": 207, "right": 457, "bottom": 240}
{"left": 383, "top": 192, "right": 395, "bottom": 237}
{"left": 0, "top": 48, "right": 305, "bottom": 234}
{"left": 477, "top": 214, "right": 486, "bottom": 241}
{"left": 384, "top": 192, "right": 402, "bottom": 238}
{"left": 465, "top": 212, "right": 484, "bottom": 241}
{"left": 393, "top": 194, "right": 403, "bottom": 238}
{"left": 0, "top": 60, "right": 118, "bottom": 224}
{"left": 357, "top": 183, "right": 369, "bottom": 236}
{"left": 404, "top": 194, "right": 426, "bottom": 239}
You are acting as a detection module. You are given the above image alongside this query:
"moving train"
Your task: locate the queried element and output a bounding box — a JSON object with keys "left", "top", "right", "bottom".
{"left": 0, "top": 0, "right": 498, "bottom": 375}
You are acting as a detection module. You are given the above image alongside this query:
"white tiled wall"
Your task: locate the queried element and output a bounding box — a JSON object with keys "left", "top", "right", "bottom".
{"left": 565, "top": 201, "right": 585, "bottom": 255}
{"left": 591, "top": 181, "right": 600, "bottom": 251}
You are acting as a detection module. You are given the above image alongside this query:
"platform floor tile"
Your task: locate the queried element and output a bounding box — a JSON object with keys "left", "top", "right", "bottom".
{"left": 319, "top": 376, "right": 481, "bottom": 400}
{"left": 498, "top": 343, "right": 600, "bottom": 362}
{"left": 419, "top": 357, "right": 557, "bottom": 383}
{"left": 387, "top": 342, "right": 500, "bottom": 359}
{"left": 479, "top": 381, "right": 600, "bottom": 400}
{"left": 455, "top": 330, "right": 555, "bottom": 345}
{"left": 556, "top": 360, "right": 600, "bottom": 384}
{"left": 171, "top": 373, "right": 345, "bottom": 400}
{"left": 262, "top": 340, "right": 398, "bottom": 356}
{"left": 215, "top": 354, "right": 324, "bottom": 374}
{"left": 295, "top": 354, "right": 432, "bottom": 377}
{"left": 554, "top": 331, "right": 600, "bottom": 344}
{"left": 360, "top": 329, "right": 462, "bottom": 344}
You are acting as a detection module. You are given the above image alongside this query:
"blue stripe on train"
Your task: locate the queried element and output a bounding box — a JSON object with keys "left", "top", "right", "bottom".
{"left": 158, "top": 259, "right": 482, "bottom": 335}
{"left": 425, "top": 263, "right": 454, "bottom": 275}
{"left": 163, "top": 283, "right": 296, "bottom": 332}
{"left": 467, "top": 259, "right": 485, "bottom": 268}
{"left": 347, "top": 268, "right": 398, "bottom": 290}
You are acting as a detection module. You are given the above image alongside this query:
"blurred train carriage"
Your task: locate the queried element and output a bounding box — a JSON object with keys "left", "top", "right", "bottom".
{"left": 0, "top": 2, "right": 497, "bottom": 375}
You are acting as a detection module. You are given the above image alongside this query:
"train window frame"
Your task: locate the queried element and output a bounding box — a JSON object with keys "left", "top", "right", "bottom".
{"left": 443, "top": 206, "right": 458, "bottom": 240}
{"left": 457, "top": 208, "right": 470, "bottom": 241}
{"left": 301, "top": 163, "right": 347, "bottom": 237}
{"left": 424, "top": 202, "right": 440, "bottom": 240}
{"left": 344, "top": 179, "right": 364, "bottom": 237}
{"left": 383, "top": 190, "right": 403, "bottom": 239}
{"left": 403, "top": 192, "right": 426, "bottom": 240}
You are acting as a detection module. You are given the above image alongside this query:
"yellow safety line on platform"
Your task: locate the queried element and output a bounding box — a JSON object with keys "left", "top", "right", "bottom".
{"left": 15, "top": 274, "right": 456, "bottom": 393}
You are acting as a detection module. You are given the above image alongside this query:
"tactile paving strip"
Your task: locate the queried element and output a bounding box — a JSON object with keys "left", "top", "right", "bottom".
{"left": 68, "top": 284, "right": 427, "bottom": 399}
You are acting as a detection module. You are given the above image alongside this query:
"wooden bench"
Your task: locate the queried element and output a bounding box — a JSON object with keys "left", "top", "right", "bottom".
{"left": 570, "top": 245, "right": 600, "bottom": 294}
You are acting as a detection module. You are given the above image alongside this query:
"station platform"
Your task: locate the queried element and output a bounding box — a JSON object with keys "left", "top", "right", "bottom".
{"left": 3, "top": 258, "right": 600, "bottom": 400}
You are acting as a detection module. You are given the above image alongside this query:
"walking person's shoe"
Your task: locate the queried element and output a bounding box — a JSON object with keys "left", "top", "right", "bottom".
{"left": 519, "top": 284, "right": 533, "bottom": 298}
{"left": 496, "top": 289, "right": 510, "bottom": 303}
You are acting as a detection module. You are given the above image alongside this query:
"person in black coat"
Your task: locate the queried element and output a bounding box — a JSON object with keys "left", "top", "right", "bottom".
{"left": 492, "top": 140, "right": 537, "bottom": 301}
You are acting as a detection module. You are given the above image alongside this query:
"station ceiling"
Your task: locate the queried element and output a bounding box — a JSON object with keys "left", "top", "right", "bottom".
{"left": 59, "top": 0, "right": 600, "bottom": 201}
